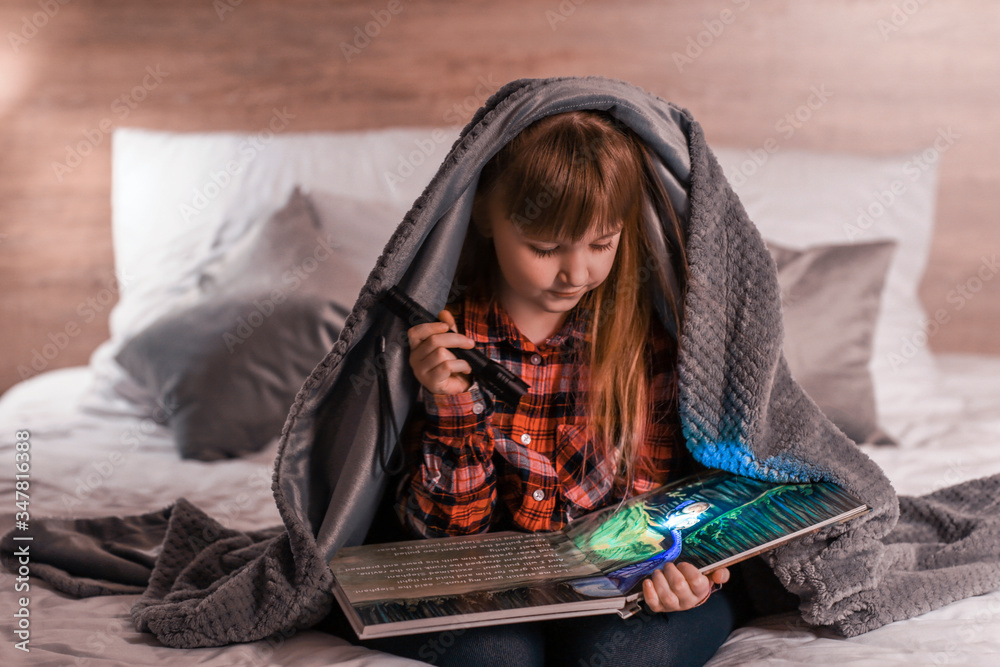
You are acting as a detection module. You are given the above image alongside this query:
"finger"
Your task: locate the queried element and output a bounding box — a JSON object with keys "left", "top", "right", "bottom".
{"left": 436, "top": 310, "right": 476, "bottom": 349}
{"left": 413, "top": 332, "right": 476, "bottom": 367}
{"left": 662, "top": 563, "right": 704, "bottom": 608}
{"left": 642, "top": 578, "right": 665, "bottom": 613}
{"left": 411, "top": 329, "right": 450, "bottom": 364}
{"left": 647, "top": 568, "right": 680, "bottom": 612}
{"left": 664, "top": 562, "right": 691, "bottom": 591}
{"left": 676, "top": 562, "right": 711, "bottom": 600}
{"left": 415, "top": 347, "right": 456, "bottom": 383}
{"left": 438, "top": 309, "right": 458, "bottom": 332}
{"left": 434, "top": 357, "right": 473, "bottom": 378}
{"left": 427, "top": 359, "right": 473, "bottom": 393}
{"left": 709, "top": 567, "right": 730, "bottom": 586}
{"left": 407, "top": 321, "right": 450, "bottom": 350}
{"left": 422, "top": 359, "right": 454, "bottom": 393}
{"left": 410, "top": 332, "right": 446, "bottom": 368}
{"left": 427, "top": 359, "right": 465, "bottom": 392}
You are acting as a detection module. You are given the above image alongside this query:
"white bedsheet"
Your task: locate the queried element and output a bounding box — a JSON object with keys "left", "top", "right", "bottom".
{"left": 1, "top": 355, "right": 998, "bottom": 666}
{"left": 0, "top": 369, "right": 420, "bottom": 666}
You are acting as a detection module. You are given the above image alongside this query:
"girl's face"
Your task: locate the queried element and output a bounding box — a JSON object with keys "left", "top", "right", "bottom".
{"left": 478, "top": 189, "right": 622, "bottom": 324}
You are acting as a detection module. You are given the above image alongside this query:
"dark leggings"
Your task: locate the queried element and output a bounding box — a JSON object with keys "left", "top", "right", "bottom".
{"left": 360, "top": 579, "right": 752, "bottom": 667}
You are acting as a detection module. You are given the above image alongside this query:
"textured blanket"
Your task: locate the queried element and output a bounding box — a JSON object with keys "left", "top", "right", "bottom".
{"left": 5, "top": 77, "right": 1000, "bottom": 647}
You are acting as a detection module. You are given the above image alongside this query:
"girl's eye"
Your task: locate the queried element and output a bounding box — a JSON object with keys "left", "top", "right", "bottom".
{"left": 530, "top": 246, "right": 559, "bottom": 257}
{"left": 529, "top": 241, "right": 615, "bottom": 257}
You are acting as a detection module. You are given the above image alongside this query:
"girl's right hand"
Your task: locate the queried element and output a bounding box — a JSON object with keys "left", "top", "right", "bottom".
{"left": 406, "top": 309, "right": 478, "bottom": 396}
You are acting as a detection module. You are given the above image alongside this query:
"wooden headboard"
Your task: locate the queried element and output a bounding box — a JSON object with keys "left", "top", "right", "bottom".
{"left": 2, "top": 0, "right": 997, "bottom": 395}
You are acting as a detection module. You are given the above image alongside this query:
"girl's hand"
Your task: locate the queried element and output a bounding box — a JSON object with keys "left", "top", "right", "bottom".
{"left": 642, "top": 563, "right": 729, "bottom": 613}
{"left": 406, "top": 309, "right": 478, "bottom": 396}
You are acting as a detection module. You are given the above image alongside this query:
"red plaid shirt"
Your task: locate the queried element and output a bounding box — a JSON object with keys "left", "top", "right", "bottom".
{"left": 396, "top": 290, "right": 686, "bottom": 538}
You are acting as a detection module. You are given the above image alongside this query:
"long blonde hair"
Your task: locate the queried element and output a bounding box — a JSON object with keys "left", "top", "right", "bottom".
{"left": 450, "top": 110, "right": 687, "bottom": 491}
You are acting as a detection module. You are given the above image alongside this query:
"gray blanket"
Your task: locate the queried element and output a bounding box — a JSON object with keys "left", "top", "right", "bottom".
{"left": 4, "top": 77, "right": 999, "bottom": 647}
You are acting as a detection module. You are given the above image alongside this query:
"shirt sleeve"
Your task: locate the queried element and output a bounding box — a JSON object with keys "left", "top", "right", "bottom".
{"left": 396, "top": 382, "right": 501, "bottom": 538}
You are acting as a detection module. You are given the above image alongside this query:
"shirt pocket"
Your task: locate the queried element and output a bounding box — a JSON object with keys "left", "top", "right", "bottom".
{"left": 494, "top": 436, "right": 559, "bottom": 531}
{"left": 554, "top": 422, "right": 615, "bottom": 513}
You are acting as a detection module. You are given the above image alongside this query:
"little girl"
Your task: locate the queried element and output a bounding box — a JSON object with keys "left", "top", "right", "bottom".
{"left": 364, "top": 110, "right": 750, "bottom": 666}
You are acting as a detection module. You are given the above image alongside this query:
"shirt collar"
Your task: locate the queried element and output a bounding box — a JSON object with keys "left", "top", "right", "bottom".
{"left": 464, "top": 291, "right": 591, "bottom": 350}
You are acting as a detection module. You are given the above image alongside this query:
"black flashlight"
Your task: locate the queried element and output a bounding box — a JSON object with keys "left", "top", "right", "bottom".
{"left": 380, "top": 285, "right": 530, "bottom": 406}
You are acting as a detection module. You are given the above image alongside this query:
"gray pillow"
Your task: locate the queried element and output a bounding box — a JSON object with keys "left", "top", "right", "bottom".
{"left": 115, "top": 188, "right": 399, "bottom": 459}
{"left": 768, "top": 239, "right": 898, "bottom": 445}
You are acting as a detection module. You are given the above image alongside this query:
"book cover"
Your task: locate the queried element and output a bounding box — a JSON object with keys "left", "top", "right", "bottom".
{"left": 329, "top": 469, "right": 870, "bottom": 638}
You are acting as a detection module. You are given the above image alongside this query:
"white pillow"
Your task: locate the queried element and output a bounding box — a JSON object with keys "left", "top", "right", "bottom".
{"left": 86, "top": 126, "right": 945, "bottom": 445}
{"left": 83, "top": 127, "right": 459, "bottom": 415}
{"left": 712, "top": 146, "right": 947, "bottom": 441}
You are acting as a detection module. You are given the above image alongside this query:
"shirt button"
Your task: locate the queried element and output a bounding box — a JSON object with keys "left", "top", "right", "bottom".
{"left": 530, "top": 353, "right": 542, "bottom": 365}
{"left": 520, "top": 433, "right": 531, "bottom": 445}
{"left": 472, "top": 402, "right": 484, "bottom": 414}
{"left": 532, "top": 489, "right": 545, "bottom": 502}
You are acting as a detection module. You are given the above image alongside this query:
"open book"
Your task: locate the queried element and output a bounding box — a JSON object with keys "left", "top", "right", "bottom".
{"left": 328, "top": 469, "right": 870, "bottom": 639}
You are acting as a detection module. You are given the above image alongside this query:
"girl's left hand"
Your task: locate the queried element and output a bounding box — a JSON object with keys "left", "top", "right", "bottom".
{"left": 642, "top": 563, "right": 729, "bottom": 613}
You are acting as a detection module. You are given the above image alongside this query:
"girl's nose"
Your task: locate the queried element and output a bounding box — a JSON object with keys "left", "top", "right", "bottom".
{"left": 558, "top": 251, "right": 588, "bottom": 287}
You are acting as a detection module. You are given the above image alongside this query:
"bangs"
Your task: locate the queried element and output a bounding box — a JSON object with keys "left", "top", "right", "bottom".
{"left": 492, "top": 113, "right": 644, "bottom": 242}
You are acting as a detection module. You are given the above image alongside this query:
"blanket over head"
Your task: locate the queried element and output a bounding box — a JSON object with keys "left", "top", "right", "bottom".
{"left": 5, "top": 76, "right": 1000, "bottom": 648}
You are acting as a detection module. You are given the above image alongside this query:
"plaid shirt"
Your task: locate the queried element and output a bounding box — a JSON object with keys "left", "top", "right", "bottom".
{"left": 396, "top": 291, "right": 686, "bottom": 538}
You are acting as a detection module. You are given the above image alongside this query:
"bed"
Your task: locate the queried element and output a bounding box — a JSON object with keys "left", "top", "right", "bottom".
{"left": 2, "top": 125, "right": 998, "bottom": 666}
